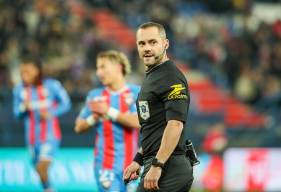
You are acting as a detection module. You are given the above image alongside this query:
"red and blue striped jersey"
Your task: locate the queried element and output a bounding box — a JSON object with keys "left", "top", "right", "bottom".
{"left": 79, "top": 84, "right": 140, "bottom": 172}
{"left": 13, "top": 78, "right": 71, "bottom": 145}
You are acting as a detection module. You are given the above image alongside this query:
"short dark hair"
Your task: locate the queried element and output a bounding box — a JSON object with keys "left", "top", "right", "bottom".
{"left": 137, "top": 22, "right": 166, "bottom": 39}
{"left": 21, "top": 56, "right": 41, "bottom": 67}
{"left": 21, "top": 56, "right": 43, "bottom": 80}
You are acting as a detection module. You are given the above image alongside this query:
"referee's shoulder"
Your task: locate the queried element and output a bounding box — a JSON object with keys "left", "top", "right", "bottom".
{"left": 164, "top": 62, "right": 187, "bottom": 80}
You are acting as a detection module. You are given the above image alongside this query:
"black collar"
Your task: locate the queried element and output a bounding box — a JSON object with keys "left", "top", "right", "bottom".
{"left": 145, "top": 60, "right": 170, "bottom": 75}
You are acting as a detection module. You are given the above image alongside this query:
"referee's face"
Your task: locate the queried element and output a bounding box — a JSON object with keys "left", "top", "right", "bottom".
{"left": 137, "top": 27, "right": 168, "bottom": 66}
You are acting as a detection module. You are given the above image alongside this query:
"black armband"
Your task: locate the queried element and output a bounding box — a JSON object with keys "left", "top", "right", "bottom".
{"left": 133, "top": 152, "right": 143, "bottom": 166}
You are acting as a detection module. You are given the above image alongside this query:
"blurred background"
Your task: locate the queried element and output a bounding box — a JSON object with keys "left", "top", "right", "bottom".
{"left": 0, "top": 0, "right": 281, "bottom": 191}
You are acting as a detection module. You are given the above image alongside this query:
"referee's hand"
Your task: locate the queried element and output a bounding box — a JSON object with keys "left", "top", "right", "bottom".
{"left": 144, "top": 166, "right": 162, "bottom": 190}
{"left": 123, "top": 161, "right": 140, "bottom": 184}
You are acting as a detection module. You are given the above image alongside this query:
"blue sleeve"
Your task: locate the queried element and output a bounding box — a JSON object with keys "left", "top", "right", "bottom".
{"left": 129, "top": 85, "right": 140, "bottom": 113}
{"left": 49, "top": 80, "right": 71, "bottom": 117}
{"left": 78, "top": 93, "right": 93, "bottom": 119}
{"left": 13, "top": 86, "right": 27, "bottom": 119}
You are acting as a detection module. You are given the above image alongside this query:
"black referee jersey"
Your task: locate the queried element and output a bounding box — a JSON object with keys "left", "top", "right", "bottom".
{"left": 136, "top": 60, "right": 193, "bottom": 192}
{"left": 136, "top": 60, "right": 190, "bottom": 158}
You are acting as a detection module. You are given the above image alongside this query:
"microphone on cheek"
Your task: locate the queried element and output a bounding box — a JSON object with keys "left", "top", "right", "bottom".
{"left": 154, "top": 47, "right": 166, "bottom": 61}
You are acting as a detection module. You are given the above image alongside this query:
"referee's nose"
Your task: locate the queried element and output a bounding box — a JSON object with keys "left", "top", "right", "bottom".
{"left": 144, "top": 49, "right": 152, "bottom": 55}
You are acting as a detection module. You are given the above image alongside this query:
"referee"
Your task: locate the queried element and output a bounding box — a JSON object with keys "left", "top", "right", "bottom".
{"left": 123, "top": 22, "right": 194, "bottom": 191}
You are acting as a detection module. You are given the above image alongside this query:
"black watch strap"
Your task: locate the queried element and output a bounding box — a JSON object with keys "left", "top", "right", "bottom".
{"left": 152, "top": 158, "right": 164, "bottom": 168}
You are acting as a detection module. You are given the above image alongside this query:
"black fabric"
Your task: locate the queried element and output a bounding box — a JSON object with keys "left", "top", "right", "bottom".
{"left": 133, "top": 152, "right": 144, "bottom": 166}
{"left": 137, "top": 155, "right": 193, "bottom": 192}
{"left": 136, "top": 60, "right": 190, "bottom": 158}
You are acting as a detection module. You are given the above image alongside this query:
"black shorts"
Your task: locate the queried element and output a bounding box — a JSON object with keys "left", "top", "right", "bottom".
{"left": 137, "top": 155, "right": 194, "bottom": 192}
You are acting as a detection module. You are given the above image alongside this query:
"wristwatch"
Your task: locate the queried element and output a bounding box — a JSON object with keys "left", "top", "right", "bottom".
{"left": 151, "top": 158, "right": 164, "bottom": 169}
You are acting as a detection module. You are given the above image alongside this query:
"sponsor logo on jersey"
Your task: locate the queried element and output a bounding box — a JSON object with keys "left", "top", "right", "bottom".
{"left": 168, "top": 84, "right": 188, "bottom": 100}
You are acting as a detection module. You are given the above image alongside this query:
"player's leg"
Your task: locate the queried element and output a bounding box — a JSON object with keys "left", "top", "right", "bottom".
{"left": 37, "top": 140, "right": 60, "bottom": 192}
{"left": 94, "top": 166, "right": 106, "bottom": 192}
{"left": 29, "top": 145, "right": 52, "bottom": 191}
{"left": 107, "top": 171, "right": 124, "bottom": 192}
{"left": 28, "top": 145, "right": 39, "bottom": 166}
{"left": 36, "top": 159, "right": 52, "bottom": 191}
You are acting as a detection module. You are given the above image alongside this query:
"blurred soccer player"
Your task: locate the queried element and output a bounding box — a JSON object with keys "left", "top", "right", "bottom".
{"left": 75, "top": 50, "right": 140, "bottom": 192}
{"left": 13, "top": 57, "right": 71, "bottom": 192}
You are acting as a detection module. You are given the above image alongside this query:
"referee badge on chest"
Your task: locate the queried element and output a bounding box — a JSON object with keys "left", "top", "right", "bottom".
{"left": 138, "top": 101, "right": 150, "bottom": 120}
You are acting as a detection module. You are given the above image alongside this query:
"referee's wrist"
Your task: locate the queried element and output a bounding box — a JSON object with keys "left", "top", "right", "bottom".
{"left": 133, "top": 152, "right": 143, "bottom": 166}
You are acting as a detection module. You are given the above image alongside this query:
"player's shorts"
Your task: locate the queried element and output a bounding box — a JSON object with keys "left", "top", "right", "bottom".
{"left": 94, "top": 166, "right": 139, "bottom": 192}
{"left": 28, "top": 140, "right": 60, "bottom": 165}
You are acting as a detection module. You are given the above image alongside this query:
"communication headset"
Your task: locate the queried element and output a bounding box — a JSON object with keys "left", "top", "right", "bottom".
{"left": 154, "top": 44, "right": 167, "bottom": 61}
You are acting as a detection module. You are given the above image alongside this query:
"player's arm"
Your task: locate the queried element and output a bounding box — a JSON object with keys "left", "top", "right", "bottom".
{"left": 89, "top": 101, "right": 140, "bottom": 129}
{"left": 74, "top": 115, "right": 98, "bottom": 133}
{"left": 49, "top": 80, "right": 71, "bottom": 117}
{"left": 115, "top": 112, "right": 140, "bottom": 129}
{"left": 75, "top": 92, "right": 100, "bottom": 133}
{"left": 13, "top": 87, "right": 28, "bottom": 118}
{"left": 74, "top": 118, "right": 88, "bottom": 133}
{"left": 116, "top": 87, "right": 141, "bottom": 129}
{"left": 74, "top": 109, "right": 100, "bottom": 133}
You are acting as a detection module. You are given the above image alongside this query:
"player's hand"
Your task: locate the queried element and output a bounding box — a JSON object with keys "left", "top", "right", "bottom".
{"left": 40, "top": 111, "right": 52, "bottom": 120}
{"left": 74, "top": 114, "right": 101, "bottom": 133}
{"left": 88, "top": 100, "right": 109, "bottom": 116}
{"left": 23, "top": 101, "right": 31, "bottom": 111}
{"left": 123, "top": 161, "right": 141, "bottom": 183}
{"left": 144, "top": 166, "right": 162, "bottom": 190}
{"left": 75, "top": 118, "right": 90, "bottom": 133}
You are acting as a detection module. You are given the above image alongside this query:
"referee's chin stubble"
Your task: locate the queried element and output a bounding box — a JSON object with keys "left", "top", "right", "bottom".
{"left": 154, "top": 53, "right": 164, "bottom": 65}
{"left": 142, "top": 57, "right": 155, "bottom": 66}
{"left": 142, "top": 53, "right": 163, "bottom": 66}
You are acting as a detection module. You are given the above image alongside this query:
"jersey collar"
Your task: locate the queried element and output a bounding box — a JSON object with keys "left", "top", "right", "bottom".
{"left": 105, "top": 85, "right": 128, "bottom": 95}
{"left": 145, "top": 60, "right": 170, "bottom": 75}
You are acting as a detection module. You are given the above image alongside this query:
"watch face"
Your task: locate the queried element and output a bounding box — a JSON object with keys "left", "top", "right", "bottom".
{"left": 152, "top": 158, "right": 157, "bottom": 165}
{"left": 152, "top": 158, "right": 164, "bottom": 168}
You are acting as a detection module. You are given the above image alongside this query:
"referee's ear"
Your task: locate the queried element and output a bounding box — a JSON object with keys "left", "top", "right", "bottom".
{"left": 164, "top": 39, "right": 169, "bottom": 50}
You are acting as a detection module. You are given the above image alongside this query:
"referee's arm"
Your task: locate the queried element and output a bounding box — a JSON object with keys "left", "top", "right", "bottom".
{"left": 155, "top": 120, "right": 183, "bottom": 164}
{"left": 155, "top": 76, "right": 189, "bottom": 164}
